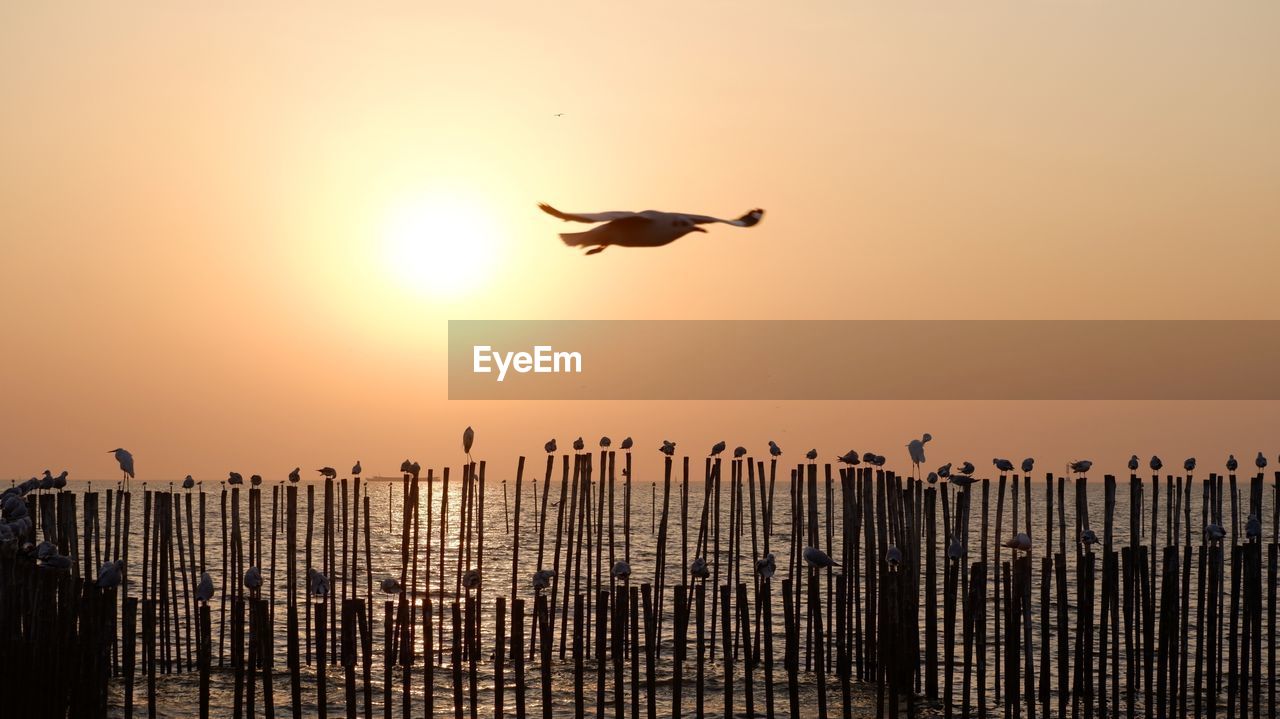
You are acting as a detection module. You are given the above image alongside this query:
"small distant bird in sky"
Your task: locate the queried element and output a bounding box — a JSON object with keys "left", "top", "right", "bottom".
{"left": 540, "top": 203, "right": 765, "bottom": 255}
{"left": 1069, "top": 460, "right": 1093, "bottom": 474}
{"left": 553, "top": 113, "right": 565, "bottom": 117}
{"left": 1021, "top": 458, "right": 1035, "bottom": 473}
{"left": 621, "top": 437, "right": 633, "bottom": 450}
{"left": 660, "top": 440, "right": 676, "bottom": 457}
{"left": 906, "top": 434, "right": 932, "bottom": 478}
{"left": 1227, "top": 455, "right": 1238, "bottom": 471}
{"left": 803, "top": 546, "right": 840, "bottom": 568}
{"left": 544, "top": 439, "right": 557, "bottom": 454}
{"left": 837, "top": 450, "right": 860, "bottom": 466}
{"left": 710, "top": 441, "right": 726, "bottom": 457}
{"left": 463, "top": 426, "right": 475, "bottom": 458}
{"left": 573, "top": 437, "right": 585, "bottom": 451}
{"left": 1150, "top": 456, "right": 1163, "bottom": 471}
{"left": 993, "top": 458, "right": 1015, "bottom": 473}
{"left": 1184, "top": 457, "right": 1196, "bottom": 472}
{"left": 768, "top": 441, "right": 782, "bottom": 457}
{"left": 806, "top": 449, "right": 819, "bottom": 461}
{"left": 1128, "top": 455, "right": 1140, "bottom": 471}
{"left": 352, "top": 460, "right": 362, "bottom": 476}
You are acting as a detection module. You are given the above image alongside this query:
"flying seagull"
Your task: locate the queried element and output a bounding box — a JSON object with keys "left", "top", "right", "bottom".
{"left": 540, "top": 203, "right": 764, "bottom": 255}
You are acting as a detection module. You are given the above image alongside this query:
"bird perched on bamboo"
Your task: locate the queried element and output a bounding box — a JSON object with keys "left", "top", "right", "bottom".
{"left": 600, "top": 436, "right": 611, "bottom": 448}
{"left": 1150, "top": 456, "right": 1163, "bottom": 471}
{"left": 1021, "top": 458, "right": 1035, "bottom": 473}
{"left": 733, "top": 446, "right": 747, "bottom": 459}
{"left": 1256, "top": 452, "right": 1268, "bottom": 469}
{"left": 906, "top": 434, "right": 932, "bottom": 479}
{"left": 611, "top": 560, "right": 632, "bottom": 581}
{"left": 532, "top": 569, "right": 555, "bottom": 592}
{"left": 710, "top": 441, "right": 726, "bottom": 457}
{"left": 885, "top": 546, "right": 903, "bottom": 570}
{"left": 316, "top": 467, "right": 336, "bottom": 479}
{"left": 872, "top": 455, "right": 887, "bottom": 467}
{"left": 756, "top": 553, "right": 777, "bottom": 580}
{"left": 937, "top": 463, "right": 952, "bottom": 479}
{"left": 837, "top": 450, "right": 860, "bottom": 466}
{"left": 544, "top": 439, "right": 557, "bottom": 454}
{"left": 993, "top": 458, "right": 1015, "bottom": 473}
{"left": 539, "top": 203, "right": 765, "bottom": 255}
{"left": 308, "top": 568, "right": 329, "bottom": 597}
{"left": 660, "top": 441, "right": 676, "bottom": 457}
{"left": 926, "top": 472, "right": 939, "bottom": 484}
{"left": 806, "top": 449, "right": 819, "bottom": 461}
{"left": 462, "top": 568, "right": 482, "bottom": 590}
{"left": 401, "top": 459, "right": 414, "bottom": 474}
{"left": 1069, "top": 460, "right": 1093, "bottom": 474}
{"left": 1227, "top": 455, "right": 1238, "bottom": 472}
{"left": 949, "top": 474, "right": 978, "bottom": 488}
{"left": 244, "top": 567, "right": 263, "bottom": 593}
{"left": 228, "top": 472, "right": 244, "bottom": 485}
{"left": 182, "top": 475, "right": 195, "bottom": 490}
{"left": 97, "top": 559, "right": 124, "bottom": 588}
{"left": 289, "top": 468, "right": 301, "bottom": 483}
{"left": 109, "top": 448, "right": 135, "bottom": 489}
{"left": 352, "top": 460, "right": 362, "bottom": 476}
{"left": 1128, "top": 455, "right": 1140, "bottom": 471}
{"left": 380, "top": 577, "right": 400, "bottom": 594}
{"left": 862, "top": 452, "right": 877, "bottom": 464}
{"left": 957, "top": 461, "right": 975, "bottom": 476}
{"left": 1205, "top": 523, "right": 1226, "bottom": 542}
{"left": 948, "top": 536, "right": 966, "bottom": 560}
{"left": 768, "top": 441, "right": 782, "bottom": 457}
{"left": 690, "top": 557, "right": 710, "bottom": 580}
{"left": 52, "top": 471, "right": 67, "bottom": 490}
{"left": 1003, "top": 533, "right": 1032, "bottom": 552}
{"left": 250, "top": 474, "right": 262, "bottom": 487}
{"left": 803, "top": 546, "right": 840, "bottom": 568}
{"left": 1079, "top": 528, "right": 1099, "bottom": 546}
{"left": 196, "top": 572, "right": 214, "bottom": 602}
{"left": 573, "top": 437, "right": 585, "bottom": 451}
{"left": 1246, "top": 514, "right": 1262, "bottom": 541}
{"left": 463, "top": 426, "right": 475, "bottom": 459}
{"left": 1184, "top": 457, "right": 1196, "bottom": 472}
{"left": 621, "top": 437, "right": 633, "bottom": 450}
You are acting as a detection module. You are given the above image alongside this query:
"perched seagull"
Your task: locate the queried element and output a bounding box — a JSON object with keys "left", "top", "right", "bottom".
{"left": 400, "top": 459, "right": 414, "bottom": 474}
{"left": 926, "top": 472, "right": 939, "bottom": 484}
{"left": 885, "top": 546, "right": 903, "bottom": 570}
{"left": 250, "top": 474, "right": 262, "bottom": 487}
{"left": 1256, "top": 452, "right": 1268, "bottom": 469}
{"left": 409, "top": 461, "right": 421, "bottom": 478}
{"left": 227, "top": 472, "right": 244, "bottom": 485}
{"left": 40, "top": 470, "right": 54, "bottom": 491}
{"left": 462, "top": 568, "right": 482, "bottom": 590}
{"left": 110, "top": 448, "right": 135, "bottom": 482}
{"left": 1205, "top": 523, "right": 1226, "bottom": 542}
{"left": 36, "top": 541, "right": 58, "bottom": 561}
{"left": 182, "top": 475, "right": 195, "bottom": 490}
{"left": 733, "top": 446, "right": 747, "bottom": 459}
{"left": 532, "top": 569, "right": 556, "bottom": 591}
{"left": 316, "top": 467, "right": 337, "bottom": 480}
{"left": 993, "top": 458, "right": 1015, "bottom": 473}
{"left": 196, "top": 572, "right": 215, "bottom": 602}
{"left": 806, "top": 449, "right": 819, "bottom": 461}
{"left": 244, "top": 567, "right": 263, "bottom": 592}
{"left": 1227, "top": 455, "right": 1238, "bottom": 472}
{"left": 947, "top": 536, "right": 966, "bottom": 560}
{"left": 1021, "top": 458, "right": 1035, "bottom": 473}
{"left": 53, "top": 471, "right": 67, "bottom": 490}
{"left": 380, "top": 577, "right": 400, "bottom": 594}
{"left": 1069, "top": 460, "right": 1093, "bottom": 474}
{"left": 837, "top": 450, "right": 860, "bottom": 466}
{"left": 289, "top": 468, "right": 301, "bottom": 483}
{"left": 1150, "top": 456, "right": 1163, "bottom": 471}
{"left": 937, "top": 463, "right": 952, "bottom": 479}
{"left": 690, "top": 557, "right": 710, "bottom": 580}
{"left": 660, "top": 441, "right": 676, "bottom": 457}
{"left": 1003, "top": 533, "right": 1032, "bottom": 552}
{"left": 768, "top": 441, "right": 782, "bottom": 458}
{"left": 957, "top": 461, "right": 975, "bottom": 476}
{"left": 308, "top": 568, "right": 329, "bottom": 597}
{"left": 861, "top": 452, "right": 877, "bottom": 464}
{"left": 463, "top": 426, "right": 475, "bottom": 457}
{"left": 906, "top": 434, "right": 932, "bottom": 477}
{"left": 352, "top": 461, "right": 362, "bottom": 476}
{"left": 611, "top": 560, "right": 632, "bottom": 580}
{"left": 872, "top": 455, "right": 887, "bottom": 467}
{"left": 544, "top": 439, "right": 557, "bottom": 454}
{"left": 803, "top": 546, "right": 840, "bottom": 569}
{"left": 1246, "top": 514, "right": 1262, "bottom": 540}
{"left": 42, "top": 554, "right": 72, "bottom": 570}
{"left": 1184, "top": 457, "right": 1196, "bottom": 472}
{"left": 949, "top": 475, "right": 978, "bottom": 488}
{"left": 540, "top": 203, "right": 764, "bottom": 255}
{"left": 573, "top": 437, "right": 585, "bottom": 451}
{"left": 600, "top": 436, "right": 612, "bottom": 448}
{"left": 1080, "top": 528, "right": 1099, "bottom": 546}
{"left": 98, "top": 560, "right": 124, "bottom": 588}
{"left": 710, "top": 441, "right": 726, "bottom": 457}
{"left": 621, "top": 437, "right": 633, "bottom": 450}
{"left": 756, "top": 553, "right": 777, "bottom": 580}
{"left": 1128, "top": 455, "right": 1140, "bottom": 471}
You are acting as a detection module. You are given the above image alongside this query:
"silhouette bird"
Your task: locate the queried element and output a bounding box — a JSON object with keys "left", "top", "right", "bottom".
{"left": 2, "top": 494, "right": 27, "bottom": 519}
{"left": 182, "top": 475, "right": 195, "bottom": 490}
{"left": 611, "top": 560, "right": 632, "bottom": 580}
{"left": 949, "top": 474, "right": 978, "bottom": 488}
{"left": 97, "top": 560, "right": 124, "bottom": 588}
{"left": 36, "top": 541, "right": 57, "bottom": 561}
{"left": 690, "top": 557, "right": 710, "bottom": 580}
{"left": 768, "top": 441, "right": 782, "bottom": 457}
{"left": 1257, "top": 452, "right": 1268, "bottom": 469}
{"left": 316, "top": 467, "right": 336, "bottom": 479}
{"left": 803, "top": 546, "right": 840, "bottom": 568}
{"left": 401, "top": 460, "right": 414, "bottom": 474}
{"left": 906, "top": 434, "right": 932, "bottom": 478}
{"left": 1003, "top": 533, "right": 1032, "bottom": 552}
{"left": 540, "top": 203, "right": 765, "bottom": 255}
{"left": 1184, "top": 457, "right": 1196, "bottom": 472}
{"left": 41, "top": 553, "right": 72, "bottom": 570}
{"left": 1205, "top": 523, "right": 1226, "bottom": 542}
{"left": 1080, "top": 528, "right": 1099, "bottom": 546}
{"left": 621, "top": 437, "right": 633, "bottom": 450}
{"left": 993, "top": 458, "right": 1015, "bottom": 473}
{"left": 380, "top": 577, "right": 400, "bottom": 594}
{"left": 52, "top": 471, "right": 67, "bottom": 490}
{"left": 862, "top": 452, "right": 877, "bottom": 464}
{"left": 734, "top": 446, "right": 747, "bottom": 459}
{"left": 244, "top": 567, "right": 263, "bottom": 592}
{"left": 957, "top": 461, "right": 975, "bottom": 475}
{"left": 544, "top": 439, "right": 557, "bottom": 454}
{"left": 948, "top": 536, "right": 966, "bottom": 560}
{"left": 532, "top": 569, "right": 556, "bottom": 592}
{"left": 926, "top": 472, "right": 939, "bottom": 484}
{"left": 289, "top": 468, "right": 301, "bottom": 483}
{"left": 250, "top": 474, "right": 262, "bottom": 487}
{"left": 1069, "top": 460, "right": 1093, "bottom": 474}
{"left": 1128, "top": 455, "right": 1140, "bottom": 471}
{"left": 352, "top": 461, "right": 362, "bottom": 476}
{"left": 227, "top": 472, "right": 244, "bottom": 485}
{"left": 1246, "top": 514, "right": 1262, "bottom": 540}
{"left": 308, "top": 568, "right": 329, "bottom": 597}
{"left": 872, "top": 455, "right": 887, "bottom": 467}
{"left": 937, "top": 463, "right": 952, "bottom": 479}
{"left": 837, "top": 450, "right": 860, "bottom": 466}
{"left": 462, "top": 568, "right": 482, "bottom": 590}
{"left": 756, "top": 553, "right": 777, "bottom": 579}
{"left": 710, "top": 441, "right": 726, "bottom": 457}
{"left": 463, "top": 426, "right": 475, "bottom": 458}
{"left": 409, "top": 461, "right": 420, "bottom": 478}
{"left": 660, "top": 441, "right": 676, "bottom": 457}
{"left": 1150, "top": 456, "right": 1163, "bottom": 471}
{"left": 109, "top": 448, "right": 135, "bottom": 486}
{"left": 806, "top": 449, "right": 819, "bottom": 461}
{"left": 885, "top": 545, "right": 903, "bottom": 570}
{"left": 573, "top": 437, "right": 585, "bottom": 451}
{"left": 40, "top": 470, "right": 54, "bottom": 491}
{"left": 196, "top": 572, "right": 214, "bottom": 602}
{"left": 1021, "top": 458, "right": 1035, "bottom": 473}
{"left": 600, "top": 436, "right": 611, "bottom": 448}
{"left": 1227, "top": 455, "right": 1238, "bottom": 472}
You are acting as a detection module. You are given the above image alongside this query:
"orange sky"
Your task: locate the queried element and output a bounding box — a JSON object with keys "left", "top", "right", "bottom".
{"left": 3, "top": 3, "right": 1280, "bottom": 481}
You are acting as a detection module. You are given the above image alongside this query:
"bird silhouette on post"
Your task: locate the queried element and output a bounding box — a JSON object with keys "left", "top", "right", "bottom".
{"left": 906, "top": 434, "right": 932, "bottom": 480}
{"left": 109, "top": 448, "right": 135, "bottom": 492}
{"left": 463, "top": 426, "right": 475, "bottom": 461}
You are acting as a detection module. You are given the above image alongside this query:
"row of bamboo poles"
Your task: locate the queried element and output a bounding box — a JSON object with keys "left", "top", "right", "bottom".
{"left": 1, "top": 449, "right": 1278, "bottom": 719}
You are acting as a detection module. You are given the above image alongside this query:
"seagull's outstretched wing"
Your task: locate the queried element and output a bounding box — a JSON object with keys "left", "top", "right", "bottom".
{"left": 681, "top": 209, "right": 765, "bottom": 227}
{"left": 539, "top": 203, "right": 643, "bottom": 223}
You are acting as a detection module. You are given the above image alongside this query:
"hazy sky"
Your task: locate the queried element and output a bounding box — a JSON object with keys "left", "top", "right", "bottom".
{"left": 3, "top": 2, "right": 1279, "bottom": 481}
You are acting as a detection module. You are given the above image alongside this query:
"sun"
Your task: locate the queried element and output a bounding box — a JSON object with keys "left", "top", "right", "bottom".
{"left": 381, "top": 192, "right": 501, "bottom": 298}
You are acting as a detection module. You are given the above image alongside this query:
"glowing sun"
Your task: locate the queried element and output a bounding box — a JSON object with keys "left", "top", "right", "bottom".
{"left": 381, "top": 192, "right": 500, "bottom": 298}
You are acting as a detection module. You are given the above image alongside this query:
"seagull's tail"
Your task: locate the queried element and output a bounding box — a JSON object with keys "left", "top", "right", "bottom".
{"left": 559, "top": 230, "right": 595, "bottom": 247}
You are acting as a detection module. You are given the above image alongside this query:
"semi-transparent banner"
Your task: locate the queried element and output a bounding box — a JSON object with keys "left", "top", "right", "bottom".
{"left": 448, "top": 320, "right": 1280, "bottom": 400}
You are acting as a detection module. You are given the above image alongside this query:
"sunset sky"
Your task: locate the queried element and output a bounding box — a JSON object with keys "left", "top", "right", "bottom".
{"left": 4, "top": 2, "right": 1279, "bottom": 481}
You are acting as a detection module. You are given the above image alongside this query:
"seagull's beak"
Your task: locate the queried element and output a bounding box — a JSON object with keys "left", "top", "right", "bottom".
{"left": 691, "top": 226, "right": 707, "bottom": 233}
